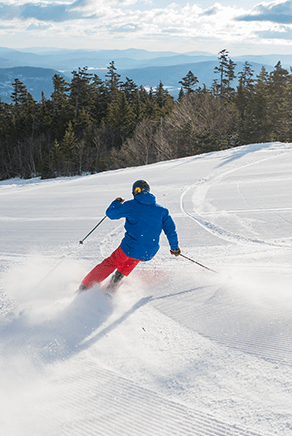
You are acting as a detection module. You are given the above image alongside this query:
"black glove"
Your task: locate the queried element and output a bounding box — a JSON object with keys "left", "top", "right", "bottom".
{"left": 170, "top": 248, "right": 181, "bottom": 256}
{"left": 115, "top": 197, "right": 125, "bottom": 203}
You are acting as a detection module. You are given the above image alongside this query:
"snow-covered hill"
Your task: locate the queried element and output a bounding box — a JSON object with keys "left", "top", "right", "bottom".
{"left": 0, "top": 142, "right": 292, "bottom": 436}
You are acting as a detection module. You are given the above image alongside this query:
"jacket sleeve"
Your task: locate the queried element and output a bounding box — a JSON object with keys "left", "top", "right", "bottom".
{"left": 162, "top": 210, "right": 179, "bottom": 250}
{"left": 106, "top": 200, "right": 127, "bottom": 220}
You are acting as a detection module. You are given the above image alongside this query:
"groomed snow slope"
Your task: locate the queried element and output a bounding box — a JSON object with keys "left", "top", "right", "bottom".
{"left": 0, "top": 142, "right": 292, "bottom": 436}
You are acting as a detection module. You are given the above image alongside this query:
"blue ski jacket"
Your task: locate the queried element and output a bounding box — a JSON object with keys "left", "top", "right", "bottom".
{"left": 106, "top": 190, "right": 179, "bottom": 261}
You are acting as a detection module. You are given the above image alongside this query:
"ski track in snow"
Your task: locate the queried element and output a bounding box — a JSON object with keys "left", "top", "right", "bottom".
{"left": 27, "top": 360, "right": 266, "bottom": 436}
{"left": 180, "top": 146, "right": 292, "bottom": 248}
{"left": 177, "top": 145, "right": 292, "bottom": 368}
{"left": 151, "top": 278, "right": 292, "bottom": 367}
{"left": 1, "top": 142, "right": 292, "bottom": 436}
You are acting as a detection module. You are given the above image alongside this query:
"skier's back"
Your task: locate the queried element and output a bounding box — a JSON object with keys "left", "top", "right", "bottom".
{"left": 79, "top": 180, "right": 180, "bottom": 292}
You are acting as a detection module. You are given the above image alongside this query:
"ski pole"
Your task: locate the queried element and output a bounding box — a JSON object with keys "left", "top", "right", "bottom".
{"left": 79, "top": 216, "right": 107, "bottom": 244}
{"left": 179, "top": 253, "right": 219, "bottom": 274}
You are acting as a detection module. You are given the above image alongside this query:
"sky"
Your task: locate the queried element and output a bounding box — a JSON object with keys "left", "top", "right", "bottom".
{"left": 1, "top": 0, "right": 292, "bottom": 55}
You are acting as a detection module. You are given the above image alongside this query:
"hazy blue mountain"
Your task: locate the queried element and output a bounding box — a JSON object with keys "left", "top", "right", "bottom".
{"left": 0, "top": 46, "right": 288, "bottom": 102}
{"left": 93, "top": 60, "right": 274, "bottom": 97}
{"left": 1, "top": 46, "right": 291, "bottom": 71}
{"left": 234, "top": 54, "right": 292, "bottom": 69}
{"left": 0, "top": 56, "right": 18, "bottom": 68}
{"left": 0, "top": 47, "right": 216, "bottom": 70}
{"left": 0, "top": 66, "right": 69, "bottom": 103}
{"left": 0, "top": 47, "right": 43, "bottom": 68}
{"left": 18, "top": 47, "right": 214, "bottom": 59}
{"left": 2, "top": 46, "right": 292, "bottom": 66}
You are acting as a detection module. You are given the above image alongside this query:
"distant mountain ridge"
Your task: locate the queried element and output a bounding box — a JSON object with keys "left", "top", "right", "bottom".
{"left": 0, "top": 47, "right": 290, "bottom": 102}
{"left": 101, "top": 61, "right": 274, "bottom": 96}
{"left": 0, "top": 46, "right": 218, "bottom": 70}
{"left": 0, "top": 66, "right": 69, "bottom": 103}
{"left": 1, "top": 46, "right": 291, "bottom": 70}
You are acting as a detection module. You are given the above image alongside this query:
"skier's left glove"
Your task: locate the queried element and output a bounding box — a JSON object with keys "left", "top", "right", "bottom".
{"left": 115, "top": 197, "right": 125, "bottom": 203}
{"left": 170, "top": 248, "right": 181, "bottom": 256}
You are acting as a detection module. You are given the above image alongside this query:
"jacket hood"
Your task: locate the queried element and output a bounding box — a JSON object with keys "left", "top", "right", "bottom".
{"left": 134, "top": 190, "right": 156, "bottom": 205}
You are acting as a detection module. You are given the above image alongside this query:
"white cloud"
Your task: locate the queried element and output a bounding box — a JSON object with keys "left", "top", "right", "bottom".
{"left": 236, "top": 0, "right": 292, "bottom": 23}
{"left": 1, "top": 0, "right": 292, "bottom": 52}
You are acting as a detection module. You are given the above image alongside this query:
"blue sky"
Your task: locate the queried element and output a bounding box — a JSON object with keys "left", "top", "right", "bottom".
{"left": 1, "top": 0, "right": 292, "bottom": 55}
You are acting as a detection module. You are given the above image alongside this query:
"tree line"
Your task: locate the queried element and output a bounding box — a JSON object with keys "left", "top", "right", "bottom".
{"left": 1, "top": 49, "right": 292, "bottom": 180}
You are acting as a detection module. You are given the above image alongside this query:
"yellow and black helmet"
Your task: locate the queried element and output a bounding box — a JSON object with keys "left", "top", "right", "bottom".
{"left": 132, "top": 180, "right": 150, "bottom": 196}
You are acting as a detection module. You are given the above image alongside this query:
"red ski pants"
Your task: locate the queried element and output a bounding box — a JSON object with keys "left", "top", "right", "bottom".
{"left": 82, "top": 246, "right": 140, "bottom": 289}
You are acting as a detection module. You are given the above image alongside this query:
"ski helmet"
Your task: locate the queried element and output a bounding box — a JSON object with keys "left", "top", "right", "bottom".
{"left": 132, "top": 180, "right": 150, "bottom": 196}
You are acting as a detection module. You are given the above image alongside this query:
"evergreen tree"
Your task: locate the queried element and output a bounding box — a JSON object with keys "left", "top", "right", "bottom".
{"left": 179, "top": 71, "right": 199, "bottom": 94}
{"left": 252, "top": 67, "right": 272, "bottom": 142}
{"left": 121, "top": 77, "right": 138, "bottom": 101}
{"left": 62, "top": 120, "right": 76, "bottom": 166}
{"left": 105, "top": 61, "right": 122, "bottom": 95}
{"left": 91, "top": 74, "right": 109, "bottom": 124}
{"left": 3, "top": 52, "right": 292, "bottom": 181}
{"left": 70, "top": 67, "right": 94, "bottom": 115}
{"left": 10, "top": 79, "right": 36, "bottom": 143}
{"left": 268, "top": 61, "right": 290, "bottom": 141}
{"left": 153, "top": 82, "right": 174, "bottom": 119}
{"left": 51, "top": 74, "right": 72, "bottom": 140}
{"left": 106, "top": 91, "right": 135, "bottom": 143}
{"left": 51, "top": 139, "right": 62, "bottom": 168}
{"left": 11, "top": 78, "right": 29, "bottom": 107}
{"left": 285, "top": 71, "right": 292, "bottom": 141}
{"left": 236, "top": 62, "right": 255, "bottom": 144}
{"left": 78, "top": 106, "right": 94, "bottom": 130}
{"left": 51, "top": 74, "right": 69, "bottom": 114}
{"left": 155, "top": 81, "right": 166, "bottom": 108}
{"left": 213, "top": 49, "right": 236, "bottom": 99}
{"left": 39, "top": 92, "right": 53, "bottom": 137}
{"left": 178, "top": 88, "right": 185, "bottom": 102}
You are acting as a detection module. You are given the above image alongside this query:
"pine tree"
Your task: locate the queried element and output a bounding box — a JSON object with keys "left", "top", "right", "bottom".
{"left": 70, "top": 67, "right": 94, "bottom": 115}
{"left": 51, "top": 139, "right": 62, "bottom": 167}
{"left": 178, "top": 88, "right": 185, "bottom": 102}
{"left": 51, "top": 74, "right": 69, "bottom": 114}
{"left": 285, "top": 72, "right": 292, "bottom": 141}
{"left": 11, "top": 78, "right": 29, "bottom": 107}
{"left": 252, "top": 67, "right": 272, "bottom": 142}
{"left": 236, "top": 62, "right": 255, "bottom": 144}
{"left": 154, "top": 82, "right": 174, "bottom": 118}
{"left": 131, "top": 91, "right": 146, "bottom": 123}
{"left": 51, "top": 74, "right": 72, "bottom": 140}
{"left": 105, "top": 61, "right": 121, "bottom": 95}
{"left": 121, "top": 77, "right": 138, "bottom": 101}
{"left": 268, "top": 61, "right": 290, "bottom": 141}
{"left": 91, "top": 74, "right": 109, "bottom": 124}
{"left": 10, "top": 79, "right": 36, "bottom": 143}
{"left": 39, "top": 92, "right": 53, "bottom": 136}
{"left": 62, "top": 121, "right": 76, "bottom": 164}
{"left": 213, "top": 49, "right": 236, "bottom": 99}
{"left": 179, "top": 71, "right": 199, "bottom": 94}
{"left": 106, "top": 91, "right": 135, "bottom": 141}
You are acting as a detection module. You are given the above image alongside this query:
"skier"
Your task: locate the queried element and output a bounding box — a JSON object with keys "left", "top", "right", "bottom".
{"left": 78, "top": 180, "right": 181, "bottom": 292}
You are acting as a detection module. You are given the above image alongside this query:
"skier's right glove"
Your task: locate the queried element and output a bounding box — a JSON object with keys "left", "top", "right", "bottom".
{"left": 115, "top": 197, "right": 125, "bottom": 203}
{"left": 170, "top": 248, "right": 181, "bottom": 256}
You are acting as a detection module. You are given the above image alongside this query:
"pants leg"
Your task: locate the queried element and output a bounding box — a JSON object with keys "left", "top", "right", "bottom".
{"left": 118, "top": 256, "right": 140, "bottom": 276}
{"left": 82, "top": 246, "right": 140, "bottom": 289}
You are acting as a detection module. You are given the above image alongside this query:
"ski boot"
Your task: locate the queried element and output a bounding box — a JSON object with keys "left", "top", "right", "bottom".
{"left": 106, "top": 270, "right": 125, "bottom": 294}
{"left": 78, "top": 283, "right": 88, "bottom": 293}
